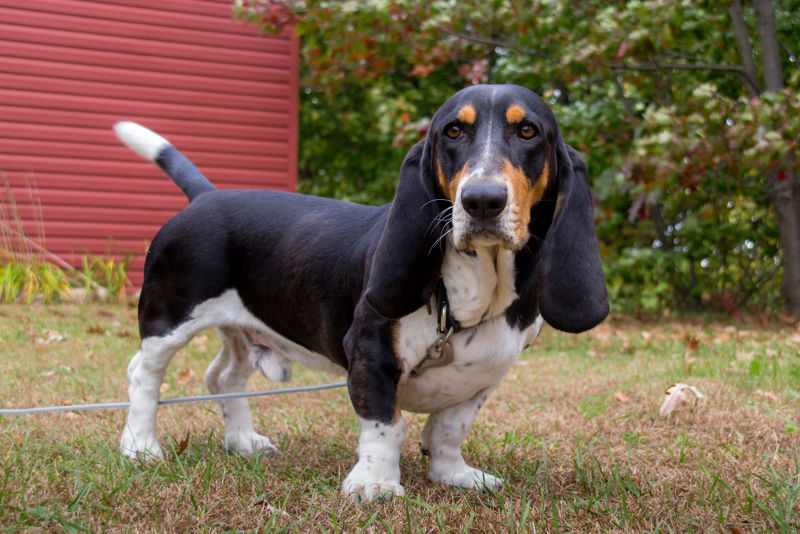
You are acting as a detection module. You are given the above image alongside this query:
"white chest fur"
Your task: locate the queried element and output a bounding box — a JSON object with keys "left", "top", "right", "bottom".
{"left": 394, "top": 244, "right": 543, "bottom": 414}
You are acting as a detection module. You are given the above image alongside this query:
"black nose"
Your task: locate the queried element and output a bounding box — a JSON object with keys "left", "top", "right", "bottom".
{"left": 461, "top": 183, "right": 508, "bottom": 220}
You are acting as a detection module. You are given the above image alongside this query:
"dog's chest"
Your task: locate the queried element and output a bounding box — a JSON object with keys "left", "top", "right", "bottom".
{"left": 394, "top": 246, "right": 541, "bottom": 414}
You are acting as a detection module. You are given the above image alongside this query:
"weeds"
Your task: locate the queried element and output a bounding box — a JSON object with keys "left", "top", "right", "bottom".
{"left": 0, "top": 174, "right": 131, "bottom": 303}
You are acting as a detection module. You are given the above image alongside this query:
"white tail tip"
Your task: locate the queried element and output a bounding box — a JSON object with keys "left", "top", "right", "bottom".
{"left": 113, "top": 121, "right": 170, "bottom": 161}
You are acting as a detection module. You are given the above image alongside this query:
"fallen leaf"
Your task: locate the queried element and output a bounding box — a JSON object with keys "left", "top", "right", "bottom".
{"left": 251, "top": 500, "right": 291, "bottom": 519}
{"left": 614, "top": 391, "right": 631, "bottom": 403}
{"left": 36, "top": 330, "right": 66, "bottom": 344}
{"left": 176, "top": 430, "right": 191, "bottom": 456}
{"left": 659, "top": 383, "right": 706, "bottom": 417}
{"left": 86, "top": 325, "right": 106, "bottom": 335}
{"left": 756, "top": 390, "right": 779, "bottom": 403}
{"left": 177, "top": 368, "right": 196, "bottom": 385}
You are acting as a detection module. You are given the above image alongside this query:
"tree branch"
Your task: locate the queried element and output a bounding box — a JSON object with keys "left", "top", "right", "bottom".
{"left": 607, "top": 60, "right": 760, "bottom": 92}
{"left": 728, "top": 0, "right": 762, "bottom": 96}
{"left": 445, "top": 32, "right": 550, "bottom": 59}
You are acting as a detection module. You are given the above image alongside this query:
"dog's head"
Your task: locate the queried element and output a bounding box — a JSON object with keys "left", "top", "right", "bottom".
{"left": 428, "top": 84, "right": 556, "bottom": 252}
{"left": 366, "top": 84, "right": 608, "bottom": 333}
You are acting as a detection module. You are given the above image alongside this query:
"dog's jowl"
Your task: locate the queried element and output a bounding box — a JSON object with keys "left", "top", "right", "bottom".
{"left": 114, "top": 84, "right": 608, "bottom": 502}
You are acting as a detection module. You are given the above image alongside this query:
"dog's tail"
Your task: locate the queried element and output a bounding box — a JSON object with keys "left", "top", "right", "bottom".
{"left": 113, "top": 121, "right": 216, "bottom": 202}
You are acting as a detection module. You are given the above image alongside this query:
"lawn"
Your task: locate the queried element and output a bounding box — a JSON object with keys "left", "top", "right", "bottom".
{"left": 1, "top": 302, "right": 798, "bottom": 532}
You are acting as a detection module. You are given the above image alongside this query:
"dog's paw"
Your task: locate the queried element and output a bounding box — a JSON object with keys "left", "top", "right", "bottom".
{"left": 225, "top": 431, "right": 279, "bottom": 457}
{"left": 341, "top": 465, "right": 404, "bottom": 502}
{"left": 429, "top": 461, "right": 504, "bottom": 492}
{"left": 119, "top": 430, "right": 164, "bottom": 460}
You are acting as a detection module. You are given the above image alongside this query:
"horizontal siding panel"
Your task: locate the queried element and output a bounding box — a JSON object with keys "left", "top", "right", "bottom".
{"left": 0, "top": 107, "right": 292, "bottom": 141}
{"left": 0, "top": 23, "right": 282, "bottom": 68}
{"left": 96, "top": 0, "right": 240, "bottom": 18}
{"left": 0, "top": 89, "right": 289, "bottom": 126}
{"left": 0, "top": 73, "right": 285, "bottom": 113}
{"left": 21, "top": 0, "right": 268, "bottom": 36}
{"left": 2, "top": 172, "right": 237, "bottom": 197}
{"left": 1, "top": 57, "right": 289, "bottom": 98}
{"left": 2, "top": 40, "right": 291, "bottom": 83}
{"left": 30, "top": 221, "right": 164, "bottom": 241}
{"left": 0, "top": 4, "right": 290, "bottom": 52}
{"left": 1, "top": 138, "right": 289, "bottom": 171}
{"left": 2, "top": 159, "right": 292, "bottom": 189}
{"left": 8, "top": 187, "right": 188, "bottom": 210}
{"left": 13, "top": 204, "right": 184, "bottom": 226}
{"left": 0, "top": 122, "right": 290, "bottom": 157}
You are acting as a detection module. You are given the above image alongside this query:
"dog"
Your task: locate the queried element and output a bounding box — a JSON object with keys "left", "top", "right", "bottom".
{"left": 113, "top": 84, "right": 608, "bottom": 502}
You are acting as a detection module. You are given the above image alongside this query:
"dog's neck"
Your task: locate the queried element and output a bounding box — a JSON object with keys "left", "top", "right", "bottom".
{"left": 440, "top": 242, "right": 518, "bottom": 328}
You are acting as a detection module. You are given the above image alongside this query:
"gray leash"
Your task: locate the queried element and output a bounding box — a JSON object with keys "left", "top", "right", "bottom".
{"left": 0, "top": 381, "right": 347, "bottom": 415}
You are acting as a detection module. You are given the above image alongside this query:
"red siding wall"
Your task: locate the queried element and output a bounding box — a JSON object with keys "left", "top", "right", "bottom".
{"left": 0, "top": 0, "right": 298, "bottom": 288}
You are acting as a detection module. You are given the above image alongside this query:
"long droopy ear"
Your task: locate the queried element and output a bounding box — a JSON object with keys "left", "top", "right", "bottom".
{"left": 537, "top": 142, "right": 609, "bottom": 333}
{"left": 364, "top": 139, "right": 446, "bottom": 319}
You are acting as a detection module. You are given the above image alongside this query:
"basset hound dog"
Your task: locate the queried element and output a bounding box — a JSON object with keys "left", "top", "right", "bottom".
{"left": 113, "top": 84, "right": 608, "bottom": 502}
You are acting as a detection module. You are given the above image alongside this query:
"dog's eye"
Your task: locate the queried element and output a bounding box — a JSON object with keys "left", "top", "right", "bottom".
{"left": 445, "top": 125, "right": 462, "bottom": 139}
{"left": 518, "top": 124, "right": 536, "bottom": 140}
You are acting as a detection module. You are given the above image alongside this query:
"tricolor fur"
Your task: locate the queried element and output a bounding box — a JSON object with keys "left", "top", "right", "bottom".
{"left": 113, "top": 84, "right": 608, "bottom": 501}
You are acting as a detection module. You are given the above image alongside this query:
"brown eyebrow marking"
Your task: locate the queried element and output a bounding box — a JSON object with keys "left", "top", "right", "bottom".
{"left": 505, "top": 104, "right": 525, "bottom": 124}
{"left": 457, "top": 105, "right": 476, "bottom": 124}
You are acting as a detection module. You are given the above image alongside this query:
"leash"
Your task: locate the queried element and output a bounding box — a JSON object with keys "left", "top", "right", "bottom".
{"left": 0, "top": 381, "right": 347, "bottom": 416}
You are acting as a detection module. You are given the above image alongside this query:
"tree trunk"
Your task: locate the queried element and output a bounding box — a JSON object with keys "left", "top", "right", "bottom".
{"left": 728, "top": 0, "right": 760, "bottom": 97}
{"left": 753, "top": 0, "right": 800, "bottom": 313}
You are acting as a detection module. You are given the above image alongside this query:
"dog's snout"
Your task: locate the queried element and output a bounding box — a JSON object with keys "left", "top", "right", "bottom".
{"left": 461, "top": 183, "right": 508, "bottom": 220}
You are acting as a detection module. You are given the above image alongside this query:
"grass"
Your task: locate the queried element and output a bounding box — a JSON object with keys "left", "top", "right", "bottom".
{"left": 1, "top": 303, "right": 799, "bottom": 532}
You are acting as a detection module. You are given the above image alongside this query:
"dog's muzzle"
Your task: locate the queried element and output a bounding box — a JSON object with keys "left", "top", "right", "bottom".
{"left": 453, "top": 182, "right": 515, "bottom": 250}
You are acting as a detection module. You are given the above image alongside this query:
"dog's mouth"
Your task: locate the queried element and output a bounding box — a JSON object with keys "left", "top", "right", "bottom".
{"left": 453, "top": 222, "right": 518, "bottom": 252}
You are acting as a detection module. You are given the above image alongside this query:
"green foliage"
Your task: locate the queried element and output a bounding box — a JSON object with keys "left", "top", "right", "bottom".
{"left": 78, "top": 256, "right": 132, "bottom": 302}
{"left": 0, "top": 254, "right": 71, "bottom": 304}
{"left": 235, "top": 0, "right": 800, "bottom": 314}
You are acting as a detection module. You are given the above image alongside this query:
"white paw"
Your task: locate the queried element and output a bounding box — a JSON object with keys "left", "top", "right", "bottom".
{"left": 119, "top": 428, "right": 164, "bottom": 460}
{"left": 225, "top": 431, "right": 279, "bottom": 456}
{"left": 429, "top": 462, "right": 504, "bottom": 492}
{"left": 341, "top": 463, "right": 404, "bottom": 502}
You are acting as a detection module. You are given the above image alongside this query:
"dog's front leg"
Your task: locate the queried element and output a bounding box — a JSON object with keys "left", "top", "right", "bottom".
{"left": 421, "top": 387, "right": 503, "bottom": 492}
{"left": 341, "top": 300, "right": 406, "bottom": 502}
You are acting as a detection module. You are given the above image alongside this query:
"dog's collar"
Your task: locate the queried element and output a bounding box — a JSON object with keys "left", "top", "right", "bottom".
{"left": 433, "top": 278, "right": 462, "bottom": 334}
{"left": 428, "top": 278, "right": 496, "bottom": 335}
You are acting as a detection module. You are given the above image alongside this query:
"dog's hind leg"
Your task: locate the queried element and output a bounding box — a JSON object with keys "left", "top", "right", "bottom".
{"left": 205, "top": 326, "right": 278, "bottom": 456}
{"left": 120, "top": 333, "right": 190, "bottom": 459}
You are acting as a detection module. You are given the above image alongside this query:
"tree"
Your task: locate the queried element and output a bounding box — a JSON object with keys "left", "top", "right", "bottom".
{"left": 234, "top": 0, "right": 800, "bottom": 314}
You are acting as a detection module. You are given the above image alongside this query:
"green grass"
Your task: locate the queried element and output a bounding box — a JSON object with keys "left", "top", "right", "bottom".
{"left": 1, "top": 304, "right": 799, "bottom": 532}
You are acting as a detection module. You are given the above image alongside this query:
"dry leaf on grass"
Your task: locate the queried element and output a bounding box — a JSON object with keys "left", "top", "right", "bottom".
{"left": 176, "top": 430, "right": 191, "bottom": 456}
{"left": 659, "top": 383, "right": 706, "bottom": 417}
{"left": 35, "top": 330, "right": 65, "bottom": 344}
{"left": 252, "top": 500, "right": 291, "bottom": 519}
{"left": 755, "top": 390, "right": 779, "bottom": 403}
{"left": 177, "top": 368, "right": 197, "bottom": 385}
{"left": 614, "top": 391, "right": 631, "bottom": 403}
